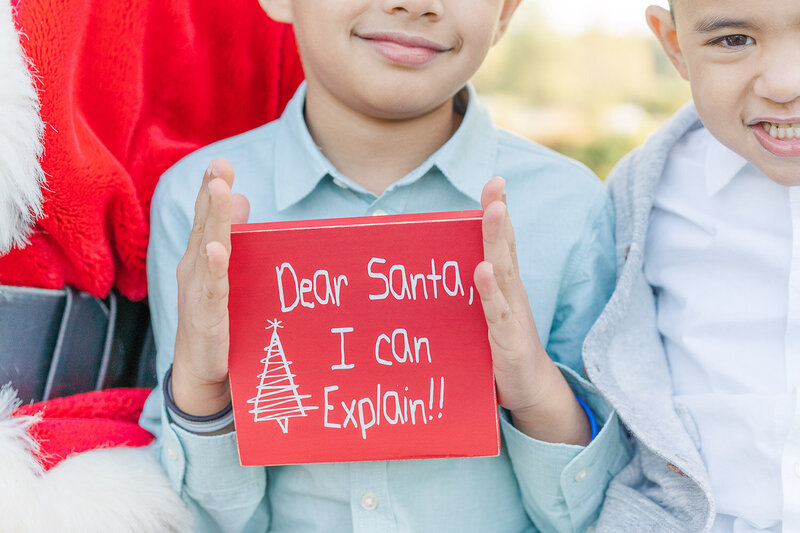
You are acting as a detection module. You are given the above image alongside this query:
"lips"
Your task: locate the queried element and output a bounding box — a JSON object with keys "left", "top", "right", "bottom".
{"left": 359, "top": 32, "right": 450, "bottom": 66}
{"left": 752, "top": 120, "right": 800, "bottom": 157}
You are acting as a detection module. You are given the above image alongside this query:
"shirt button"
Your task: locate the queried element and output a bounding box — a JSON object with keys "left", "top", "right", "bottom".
{"left": 166, "top": 446, "right": 178, "bottom": 461}
{"left": 332, "top": 178, "right": 348, "bottom": 189}
{"left": 573, "top": 468, "right": 589, "bottom": 482}
{"left": 360, "top": 492, "right": 378, "bottom": 511}
{"left": 371, "top": 208, "right": 389, "bottom": 216}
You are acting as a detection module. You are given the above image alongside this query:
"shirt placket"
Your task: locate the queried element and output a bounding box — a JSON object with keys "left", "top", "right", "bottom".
{"left": 782, "top": 187, "right": 800, "bottom": 528}
{"left": 349, "top": 461, "right": 399, "bottom": 533}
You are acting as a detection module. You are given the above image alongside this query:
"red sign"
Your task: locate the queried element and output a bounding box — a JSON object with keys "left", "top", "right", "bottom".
{"left": 228, "top": 211, "right": 499, "bottom": 466}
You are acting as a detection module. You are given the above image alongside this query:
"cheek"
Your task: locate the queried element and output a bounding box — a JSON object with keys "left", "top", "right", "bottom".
{"left": 456, "top": 30, "right": 495, "bottom": 74}
{"left": 689, "top": 73, "right": 740, "bottom": 125}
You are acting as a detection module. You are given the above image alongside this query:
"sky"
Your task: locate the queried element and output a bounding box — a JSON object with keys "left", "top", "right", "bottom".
{"left": 522, "top": 0, "right": 669, "bottom": 36}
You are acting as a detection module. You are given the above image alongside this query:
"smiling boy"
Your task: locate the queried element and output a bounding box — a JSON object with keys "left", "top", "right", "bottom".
{"left": 585, "top": 1, "right": 800, "bottom": 531}
{"left": 141, "top": 1, "right": 632, "bottom": 532}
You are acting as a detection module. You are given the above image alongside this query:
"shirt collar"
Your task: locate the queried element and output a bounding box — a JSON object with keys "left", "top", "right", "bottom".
{"left": 430, "top": 83, "right": 498, "bottom": 203}
{"left": 703, "top": 127, "right": 749, "bottom": 196}
{"left": 272, "top": 82, "right": 497, "bottom": 211}
{"left": 273, "top": 83, "right": 334, "bottom": 211}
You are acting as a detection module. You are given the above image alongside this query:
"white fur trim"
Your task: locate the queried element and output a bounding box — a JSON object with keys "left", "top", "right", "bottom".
{"left": 0, "top": 386, "right": 194, "bottom": 532}
{"left": 0, "top": 1, "right": 44, "bottom": 253}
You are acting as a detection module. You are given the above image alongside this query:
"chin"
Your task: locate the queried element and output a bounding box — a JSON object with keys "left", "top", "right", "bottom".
{"left": 359, "top": 80, "right": 455, "bottom": 120}
{"left": 762, "top": 170, "right": 800, "bottom": 187}
{"left": 751, "top": 159, "right": 800, "bottom": 186}
{"left": 361, "top": 98, "right": 447, "bottom": 121}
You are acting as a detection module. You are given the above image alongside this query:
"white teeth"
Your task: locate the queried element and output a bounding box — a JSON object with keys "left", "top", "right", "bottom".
{"left": 762, "top": 122, "right": 800, "bottom": 140}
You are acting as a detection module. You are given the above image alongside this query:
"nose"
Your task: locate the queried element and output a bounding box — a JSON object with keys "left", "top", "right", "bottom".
{"left": 382, "top": 0, "right": 444, "bottom": 19}
{"left": 753, "top": 43, "right": 800, "bottom": 105}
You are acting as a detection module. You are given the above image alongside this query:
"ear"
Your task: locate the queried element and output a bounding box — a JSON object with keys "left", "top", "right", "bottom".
{"left": 257, "top": 0, "right": 293, "bottom": 24}
{"left": 492, "top": 0, "right": 522, "bottom": 45}
{"left": 646, "top": 5, "right": 689, "bottom": 80}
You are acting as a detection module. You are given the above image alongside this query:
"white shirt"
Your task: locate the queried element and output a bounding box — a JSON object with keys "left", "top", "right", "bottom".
{"left": 644, "top": 126, "right": 800, "bottom": 532}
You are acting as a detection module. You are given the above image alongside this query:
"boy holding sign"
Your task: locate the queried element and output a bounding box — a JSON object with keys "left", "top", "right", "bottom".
{"left": 142, "top": 0, "right": 631, "bottom": 531}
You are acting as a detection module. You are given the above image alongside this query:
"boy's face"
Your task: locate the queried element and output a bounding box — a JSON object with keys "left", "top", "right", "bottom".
{"left": 260, "top": 0, "right": 520, "bottom": 121}
{"left": 649, "top": 0, "right": 800, "bottom": 186}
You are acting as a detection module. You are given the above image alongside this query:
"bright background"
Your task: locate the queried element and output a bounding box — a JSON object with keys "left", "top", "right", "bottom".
{"left": 474, "top": 0, "right": 690, "bottom": 178}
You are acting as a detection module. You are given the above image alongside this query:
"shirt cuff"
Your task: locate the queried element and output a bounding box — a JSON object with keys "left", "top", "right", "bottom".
{"left": 157, "top": 400, "right": 266, "bottom": 509}
{"left": 500, "top": 364, "right": 633, "bottom": 532}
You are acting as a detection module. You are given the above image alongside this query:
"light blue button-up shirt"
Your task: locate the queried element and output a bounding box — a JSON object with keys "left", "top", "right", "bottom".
{"left": 142, "top": 83, "right": 632, "bottom": 533}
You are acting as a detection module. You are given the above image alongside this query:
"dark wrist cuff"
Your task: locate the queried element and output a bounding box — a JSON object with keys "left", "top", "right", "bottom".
{"left": 164, "top": 364, "right": 234, "bottom": 433}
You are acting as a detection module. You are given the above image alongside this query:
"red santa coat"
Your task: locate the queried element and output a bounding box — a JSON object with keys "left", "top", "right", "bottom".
{"left": 1, "top": 0, "right": 303, "bottom": 300}
{"left": 0, "top": 0, "right": 303, "bottom": 529}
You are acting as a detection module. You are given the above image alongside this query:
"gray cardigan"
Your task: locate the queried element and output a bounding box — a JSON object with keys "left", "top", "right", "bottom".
{"left": 586, "top": 103, "right": 716, "bottom": 532}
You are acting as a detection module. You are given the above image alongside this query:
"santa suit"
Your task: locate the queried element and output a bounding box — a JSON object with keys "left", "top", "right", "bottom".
{"left": 0, "top": 1, "right": 303, "bottom": 529}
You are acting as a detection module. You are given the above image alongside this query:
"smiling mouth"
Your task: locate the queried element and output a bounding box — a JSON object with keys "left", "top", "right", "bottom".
{"left": 753, "top": 121, "right": 800, "bottom": 157}
{"left": 760, "top": 122, "right": 800, "bottom": 140}
{"left": 359, "top": 32, "right": 450, "bottom": 66}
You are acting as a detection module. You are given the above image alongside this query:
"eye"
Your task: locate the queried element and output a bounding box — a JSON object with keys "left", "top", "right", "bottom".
{"left": 712, "top": 34, "right": 755, "bottom": 48}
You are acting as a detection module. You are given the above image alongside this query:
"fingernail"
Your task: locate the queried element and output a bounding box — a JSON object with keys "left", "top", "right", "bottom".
{"left": 208, "top": 161, "right": 218, "bottom": 178}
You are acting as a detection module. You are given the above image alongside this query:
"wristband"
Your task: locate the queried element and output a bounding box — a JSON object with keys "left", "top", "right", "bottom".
{"left": 164, "top": 365, "right": 234, "bottom": 434}
{"left": 575, "top": 395, "right": 599, "bottom": 441}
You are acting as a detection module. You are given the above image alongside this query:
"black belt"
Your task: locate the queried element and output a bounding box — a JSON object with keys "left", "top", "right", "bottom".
{"left": 0, "top": 285, "right": 157, "bottom": 403}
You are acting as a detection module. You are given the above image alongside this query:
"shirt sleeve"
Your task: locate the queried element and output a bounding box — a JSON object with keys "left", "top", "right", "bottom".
{"left": 503, "top": 190, "right": 633, "bottom": 533}
{"left": 501, "top": 366, "right": 632, "bottom": 533}
{"left": 139, "top": 165, "right": 270, "bottom": 533}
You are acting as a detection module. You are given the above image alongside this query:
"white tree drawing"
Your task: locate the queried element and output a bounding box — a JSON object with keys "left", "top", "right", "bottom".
{"left": 247, "top": 319, "right": 318, "bottom": 433}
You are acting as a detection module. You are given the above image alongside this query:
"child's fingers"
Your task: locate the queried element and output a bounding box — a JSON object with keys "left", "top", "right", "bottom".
{"left": 482, "top": 201, "right": 530, "bottom": 313}
{"left": 186, "top": 160, "right": 225, "bottom": 262}
{"left": 481, "top": 177, "right": 531, "bottom": 313}
{"left": 190, "top": 177, "right": 232, "bottom": 285}
{"left": 199, "top": 241, "right": 232, "bottom": 335}
{"left": 480, "top": 176, "right": 506, "bottom": 210}
{"left": 475, "top": 261, "right": 546, "bottom": 416}
{"left": 481, "top": 177, "right": 519, "bottom": 275}
{"left": 203, "top": 178, "right": 234, "bottom": 251}
{"left": 231, "top": 193, "right": 251, "bottom": 225}
{"left": 175, "top": 240, "right": 231, "bottom": 384}
{"left": 474, "top": 261, "right": 524, "bottom": 354}
{"left": 500, "top": 201, "right": 520, "bottom": 277}
{"left": 482, "top": 201, "right": 514, "bottom": 289}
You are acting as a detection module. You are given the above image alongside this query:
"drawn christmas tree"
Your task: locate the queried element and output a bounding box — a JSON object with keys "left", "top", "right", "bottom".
{"left": 247, "top": 319, "right": 318, "bottom": 433}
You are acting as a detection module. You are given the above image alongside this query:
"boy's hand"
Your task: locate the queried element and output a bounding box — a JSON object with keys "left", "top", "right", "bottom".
{"left": 474, "top": 177, "right": 591, "bottom": 446}
{"left": 172, "top": 158, "right": 250, "bottom": 417}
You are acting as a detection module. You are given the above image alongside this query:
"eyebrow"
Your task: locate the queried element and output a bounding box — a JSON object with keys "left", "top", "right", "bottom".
{"left": 694, "top": 16, "right": 759, "bottom": 33}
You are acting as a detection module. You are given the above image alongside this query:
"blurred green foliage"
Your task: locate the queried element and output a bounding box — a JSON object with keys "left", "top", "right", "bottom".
{"left": 473, "top": 5, "right": 691, "bottom": 179}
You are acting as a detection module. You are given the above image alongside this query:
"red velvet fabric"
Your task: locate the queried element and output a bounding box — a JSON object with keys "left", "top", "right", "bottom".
{"left": 13, "top": 388, "right": 154, "bottom": 471}
{"left": 1, "top": 0, "right": 304, "bottom": 300}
